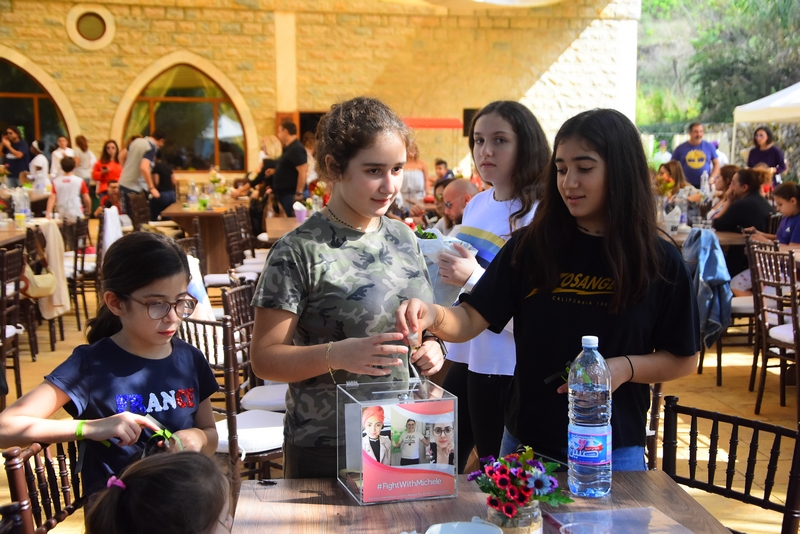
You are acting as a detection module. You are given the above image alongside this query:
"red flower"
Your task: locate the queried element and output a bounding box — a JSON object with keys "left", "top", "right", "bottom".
{"left": 513, "top": 489, "right": 529, "bottom": 505}
{"left": 487, "top": 496, "right": 502, "bottom": 510}
{"left": 502, "top": 501, "right": 518, "bottom": 519}
{"left": 484, "top": 465, "right": 496, "bottom": 477}
{"left": 493, "top": 474, "right": 511, "bottom": 489}
{"left": 495, "top": 464, "right": 510, "bottom": 477}
{"left": 519, "top": 484, "right": 533, "bottom": 497}
{"left": 506, "top": 485, "right": 520, "bottom": 502}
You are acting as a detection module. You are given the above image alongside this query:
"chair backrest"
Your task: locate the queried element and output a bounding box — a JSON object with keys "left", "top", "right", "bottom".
{"left": 753, "top": 248, "right": 799, "bottom": 332}
{"left": 0, "top": 246, "right": 24, "bottom": 329}
{"left": 127, "top": 192, "right": 150, "bottom": 232}
{"left": 234, "top": 205, "right": 255, "bottom": 258}
{"left": 646, "top": 382, "right": 663, "bottom": 470}
{"left": 2, "top": 442, "right": 84, "bottom": 534}
{"left": 745, "top": 238, "right": 780, "bottom": 324}
{"left": 0, "top": 502, "right": 23, "bottom": 534}
{"left": 23, "top": 230, "right": 37, "bottom": 267}
{"left": 662, "top": 396, "right": 800, "bottom": 534}
{"left": 221, "top": 211, "right": 244, "bottom": 268}
{"left": 698, "top": 199, "right": 713, "bottom": 219}
{"left": 191, "top": 217, "right": 206, "bottom": 277}
{"left": 64, "top": 219, "right": 89, "bottom": 279}
{"left": 768, "top": 212, "right": 783, "bottom": 235}
{"left": 221, "top": 284, "right": 261, "bottom": 399}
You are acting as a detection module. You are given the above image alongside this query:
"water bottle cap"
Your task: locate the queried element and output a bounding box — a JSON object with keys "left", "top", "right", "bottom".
{"left": 581, "top": 335, "right": 599, "bottom": 348}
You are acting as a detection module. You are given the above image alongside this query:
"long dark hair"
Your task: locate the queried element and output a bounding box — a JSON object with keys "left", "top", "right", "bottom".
{"left": 514, "top": 109, "right": 661, "bottom": 314}
{"left": 467, "top": 101, "right": 550, "bottom": 228}
{"left": 86, "top": 233, "right": 190, "bottom": 343}
{"left": 100, "top": 140, "right": 119, "bottom": 165}
{"left": 84, "top": 452, "right": 227, "bottom": 534}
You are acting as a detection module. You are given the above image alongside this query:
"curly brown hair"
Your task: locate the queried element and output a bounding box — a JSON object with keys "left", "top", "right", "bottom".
{"left": 314, "top": 96, "right": 416, "bottom": 181}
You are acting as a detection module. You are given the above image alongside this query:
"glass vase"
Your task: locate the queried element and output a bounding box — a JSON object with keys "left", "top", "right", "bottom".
{"left": 486, "top": 500, "right": 542, "bottom": 534}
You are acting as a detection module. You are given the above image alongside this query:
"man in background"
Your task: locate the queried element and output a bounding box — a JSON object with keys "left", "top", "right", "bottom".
{"left": 119, "top": 129, "right": 165, "bottom": 214}
{"left": 272, "top": 121, "right": 307, "bottom": 217}
{"left": 442, "top": 178, "right": 477, "bottom": 236}
{"left": 671, "top": 122, "right": 719, "bottom": 187}
{"left": 2, "top": 126, "right": 29, "bottom": 187}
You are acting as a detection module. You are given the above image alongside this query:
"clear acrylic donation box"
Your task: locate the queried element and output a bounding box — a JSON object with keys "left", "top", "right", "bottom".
{"left": 336, "top": 380, "right": 458, "bottom": 505}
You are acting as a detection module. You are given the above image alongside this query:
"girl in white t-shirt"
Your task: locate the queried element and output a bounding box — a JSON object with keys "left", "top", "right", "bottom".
{"left": 436, "top": 101, "right": 551, "bottom": 471}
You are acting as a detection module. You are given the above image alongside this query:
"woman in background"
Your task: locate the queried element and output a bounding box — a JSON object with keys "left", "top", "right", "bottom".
{"left": 747, "top": 126, "right": 787, "bottom": 188}
{"left": 92, "top": 140, "right": 122, "bottom": 199}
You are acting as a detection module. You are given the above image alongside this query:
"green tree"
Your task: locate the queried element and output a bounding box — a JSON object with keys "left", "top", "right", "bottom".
{"left": 690, "top": 0, "right": 800, "bottom": 122}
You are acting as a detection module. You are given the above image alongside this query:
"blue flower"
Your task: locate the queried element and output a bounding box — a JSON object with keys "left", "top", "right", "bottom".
{"left": 527, "top": 469, "right": 554, "bottom": 496}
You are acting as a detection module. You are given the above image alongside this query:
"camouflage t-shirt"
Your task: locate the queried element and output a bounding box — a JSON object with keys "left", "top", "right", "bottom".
{"left": 252, "top": 212, "right": 434, "bottom": 447}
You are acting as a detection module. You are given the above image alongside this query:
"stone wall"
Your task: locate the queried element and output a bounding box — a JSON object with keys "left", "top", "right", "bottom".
{"left": 0, "top": 0, "right": 641, "bottom": 176}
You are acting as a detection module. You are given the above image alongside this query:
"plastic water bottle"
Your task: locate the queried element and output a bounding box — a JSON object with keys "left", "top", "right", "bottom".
{"left": 700, "top": 170, "right": 710, "bottom": 197}
{"left": 568, "top": 335, "right": 612, "bottom": 498}
{"left": 675, "top": 194, "right": 688, "bottom": 225}
{"left": 187, "top": 181, "right": 198, "bottom": 210}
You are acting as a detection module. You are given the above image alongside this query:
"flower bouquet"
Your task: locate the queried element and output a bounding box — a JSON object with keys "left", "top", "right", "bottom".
{"left": 469, "top": 447, "right": 571, "bottom": 532}
{"left": 654, "top": 173, "right": 674, "bottom": 197}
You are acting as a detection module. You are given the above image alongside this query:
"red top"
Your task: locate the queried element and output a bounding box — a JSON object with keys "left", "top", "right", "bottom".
{"left": 91, "top": 160, "right": 122, "bottom": 193}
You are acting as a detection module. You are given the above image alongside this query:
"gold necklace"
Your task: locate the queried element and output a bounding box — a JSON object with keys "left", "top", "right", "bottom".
{"left": 325, "top": 206, "right": 375, "bottom": 232}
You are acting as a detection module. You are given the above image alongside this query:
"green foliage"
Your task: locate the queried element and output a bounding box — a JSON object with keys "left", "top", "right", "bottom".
{"left": 642, "top": 0, "right": 685, "bottom": 20}
{"left": 689, "top": 0, "right": 800, "bottom": 122}
{"left": 636, "top": 85, "right": 700, "bottom": 126}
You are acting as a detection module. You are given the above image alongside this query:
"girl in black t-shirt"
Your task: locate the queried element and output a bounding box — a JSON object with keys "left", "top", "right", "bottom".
{"left": 396, "top": 109, "right": 700, "bottom": 470}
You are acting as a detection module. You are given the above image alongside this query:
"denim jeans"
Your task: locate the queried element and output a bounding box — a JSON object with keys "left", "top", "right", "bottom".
{"left": 499, "top": 427, "right": 646, "bottom": 471}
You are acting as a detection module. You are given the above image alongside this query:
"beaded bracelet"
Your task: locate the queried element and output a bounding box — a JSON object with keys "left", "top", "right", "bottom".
{"left": 429, "top": 305, "right": 447, "bottom": 333}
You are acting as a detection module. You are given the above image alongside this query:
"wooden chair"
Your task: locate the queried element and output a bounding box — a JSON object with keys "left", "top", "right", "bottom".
{"left": 645, "top": 383, "right": 664, "bottom": 470}
{"left": 221, "top": 284, "right": 287, "bottom": 413}
{"left": 0, "top": 502, "right": 22, "bottom": 534}
{"left": 662, "top": 396, "right": 800, "bottom": 534}
{"left": 768, "top": 212, "right": 783, "bottom": 235}
{"left": 178, "top": 316, "right": 283, "bottom": 507}
{"left": 698, "top": 199, "right": 714, "bottom": 220}
{"left": 234, "top": 206, "right": 267, "bottom": 262}
{"left": 126, "top": 192, "right": 150, "bottom": 232}
{"left": 2, "top": 442, "right": 85, "bottom": 534}
{"left": 62, "top": 219, "right": 92, "bottom": 331}
{"left": 752, "top": 248, "right": 800, "bottom": 417}
{"left": 0, "top": 246, "right": 24, "bottom": 411}
{"left": 221, "top": 211, "right": 260, "bottom": 281}
{"left": 745, "top": 239, "right": 780, "bottom": 392}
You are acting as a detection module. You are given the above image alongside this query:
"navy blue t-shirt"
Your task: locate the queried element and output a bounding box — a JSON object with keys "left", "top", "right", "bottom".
{"left": 45, "top": 337, "right": 218, "bottom": 494}
{"left": 3, "top": 139, "right": 30, "bottom": 177}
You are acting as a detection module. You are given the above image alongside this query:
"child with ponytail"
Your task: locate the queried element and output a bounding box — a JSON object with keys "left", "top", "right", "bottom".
{"left": 0, "top": 232, "right": 219, "bottom": 494}
{"left": 84, "top": 452, "right": 232, "bottom": 534}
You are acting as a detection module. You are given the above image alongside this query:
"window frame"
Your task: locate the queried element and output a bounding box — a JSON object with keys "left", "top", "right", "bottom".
{"left": 0, "top": 60, "right": 69, "bottom": 141}
{"left": 123, "top": 64, "right": 247, "bottom": 172}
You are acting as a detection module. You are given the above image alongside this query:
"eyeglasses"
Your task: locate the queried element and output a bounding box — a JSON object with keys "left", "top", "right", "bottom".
{"left": 434, "top": 194, "right": 444, "bottom": 202}
{"left": 444, "top": 201, "right": 453, "bottom": 209}
{"left": 126, "top": 296, "right": 198, "bottom": 320}
{"left": 432, "top": 426, "right": 453, "bottom": 437}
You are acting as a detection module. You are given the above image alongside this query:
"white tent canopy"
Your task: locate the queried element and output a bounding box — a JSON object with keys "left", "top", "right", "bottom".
{"left": 733, "top": 81, "right": 800, "bottom": 124}
{"left": 731, "top": 81, "right": 800, "bottom": 158}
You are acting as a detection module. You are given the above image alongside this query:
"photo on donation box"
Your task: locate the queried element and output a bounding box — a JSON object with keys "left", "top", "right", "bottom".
{"left": 360, "top": 400, "right": 456, "bottom": 503}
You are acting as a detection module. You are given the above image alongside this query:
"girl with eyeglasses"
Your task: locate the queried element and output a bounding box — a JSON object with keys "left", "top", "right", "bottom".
{"left": 429, "top": 422, "right": 455, "bottom": 466}
{"left": 0, "top": 232, "right": 219, "bottom": 495}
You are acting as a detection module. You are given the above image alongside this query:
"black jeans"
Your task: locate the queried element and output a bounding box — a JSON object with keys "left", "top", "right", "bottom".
{"left": 276, "top": 192, "right": 296, "bottom": 217}
{"left": 442, "top": 361, "right": 511, "bottom": 473}
{"left": 149, "top": 190, "right": 176, "bottom": 221}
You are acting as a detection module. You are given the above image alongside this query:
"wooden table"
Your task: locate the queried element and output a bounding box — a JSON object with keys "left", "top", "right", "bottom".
{"left": 0, "top": 225, "right": 26, "bottom": 248}
{"left": 0, "top": 191, "right": 50, "bottom": 217}
{"left": 232, "top": 471, "right": 728, "bottom": 533}
{"left": 671, "top": 230, "right": 745, "bottom": 248}
{"left": 262, "top": 216, "right": 300, "bottom": 247}
{"left": 160, "top": 200, "right": 250, "bottom": 274}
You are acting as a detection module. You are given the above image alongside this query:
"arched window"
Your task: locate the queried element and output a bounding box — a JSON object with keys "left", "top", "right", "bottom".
{"left": 0, "top": 59, "right": 69, "bottom": 151}
{"left": 123, "top": 65, "right": 246, "bottom": 171}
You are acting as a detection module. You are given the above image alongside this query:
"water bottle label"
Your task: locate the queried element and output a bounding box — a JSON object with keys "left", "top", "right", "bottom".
{"left": 568, "top": 424, "right": 611, "bottom": 466}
